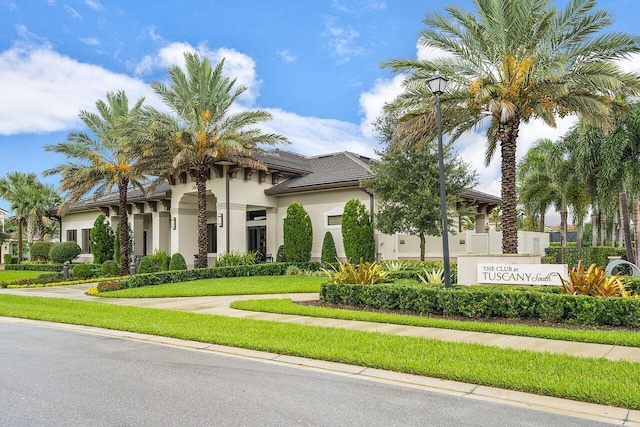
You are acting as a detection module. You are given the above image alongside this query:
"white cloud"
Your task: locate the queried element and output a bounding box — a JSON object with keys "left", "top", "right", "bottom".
{"left": 262, "top": 108, "right": 378, "bottom": 158}
{"left": 358, "top": 74, "right": 405, "bottom": 137}
{"left": 277, "top": 49, "right": 297, "bottom": 63}
{"left": 616, "top": 53, "right": 640, "bottom": 74}
{"left": 331, "top": 0, "right": 386, "bottom": 13}
{"left": 80, "top": 37, "right": 99, "bottom": 46}
{"left": 133, "top": 42, "right": 261, "bottom": 106}
{"left": 64, "top": 5, "right": 81, "bottom": 19}
{"left": 84, "top": 0, "right": 102, "bottom": 10}
{"left": 322, "top": 17, "right": 363, "bottom": 64}
{"left": 2, "top": 1, "right": 17, "bottom": 11}
{"left": 0, "top": 43, "right": 158, "bottom": 135}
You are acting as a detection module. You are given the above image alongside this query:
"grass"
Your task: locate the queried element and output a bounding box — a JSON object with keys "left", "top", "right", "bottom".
{"left": 99, "top": 275, "right": 325, "bottom": 298}
{"left": 231, "top": 299, "right": 640, "bottom": 348}
{"left": 0, "top": 270, "right": 53, "bottom": 281}
{"left": 0, "top": 294, "right": 639, "bottom": 409}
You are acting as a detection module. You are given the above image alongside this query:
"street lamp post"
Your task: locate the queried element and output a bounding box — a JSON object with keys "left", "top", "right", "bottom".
{"left": 427, "top": 73, "right": 451, "bottom": 289}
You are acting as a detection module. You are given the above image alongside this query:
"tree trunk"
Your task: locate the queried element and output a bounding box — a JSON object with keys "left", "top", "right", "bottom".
{"left": 194, "top": 170, "right": 209, "bottom": 268}
{"left": 591, "top": 201, "right": 599, "bottom": 246}
{"left": 611, "top": 209, "right": 618, "bottom": 248}
{"left": 560, "top": 210, "right": 567, "bottom": 248}
{"left": 633, "top": 197, "right": 640, "bottom": 265}
{"left": 17, "top": 217, "right": 23, "bottom": 263}
{"left": 601, "top": 218, "right": 607, "bottom": 246}
{"left": 499, "top": 120, "right": 519, "bottom": 254}
{"left": 419, "top": 233, "right": 425, "bottom": 261}
{"left": 539, "top": 207, "right": 545, "bottom": 233}
{"left": 118, "top": 180, "right": 130, "bottom": 275}
{"left": 576, "top": 218, "right": 584, "bottom": 248}
{"left": 620, "top": 187, "right": 632, "bottom": 254}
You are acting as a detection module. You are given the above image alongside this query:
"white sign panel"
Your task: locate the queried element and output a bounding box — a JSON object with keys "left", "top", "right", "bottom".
{"left": 477, "top": 263, "right": 567, "bottom": 286}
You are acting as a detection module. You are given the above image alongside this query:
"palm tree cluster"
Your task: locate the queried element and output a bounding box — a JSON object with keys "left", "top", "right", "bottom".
{"left": 519, "top": 101, "right": 640, "bottom": 264}
{"left": 45, "top": 52, "right": 286, "bottom": 272}
{"left": 383, "top": 0, "right": 640, "bottom": 254}
{"left": 0, "top": 172, "right": 61, "bottom": 262}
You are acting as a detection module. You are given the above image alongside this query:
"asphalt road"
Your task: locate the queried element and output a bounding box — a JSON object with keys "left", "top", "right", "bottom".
{"left": 0, "top": 322, "right": 613, "bottom": 427}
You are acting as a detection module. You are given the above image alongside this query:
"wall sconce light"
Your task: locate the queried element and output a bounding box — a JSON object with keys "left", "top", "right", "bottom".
{"left": 171, "top": 217, "right": 176, "bottom": 230}
{"left": 218, "top": 213, "right": 223, "bottom": 228}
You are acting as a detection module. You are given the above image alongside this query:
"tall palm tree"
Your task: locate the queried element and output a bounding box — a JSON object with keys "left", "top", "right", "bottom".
{"left": 142, "top": 52, "right": 288, "bottom": 268}
{"left": 44, "top": 90, "right": 147, "bottom": 275}
{"left": 19, "top": 182, "right": 61, "bottom": 245}
{"left": 0, "top": 172, "right": 38, "bottom": 263}
{"left": 383, "top": 0, "right": 640, "bottom": 254}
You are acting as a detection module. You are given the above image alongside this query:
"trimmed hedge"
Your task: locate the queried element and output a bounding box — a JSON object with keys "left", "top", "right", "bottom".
{"left": 124, "top": 262, "right": 322, "bottom": 289}
{"left": 169, "top": 253, "right": 187, "bottom": 271}
{"left": 545, "top": 246, "right": 626, "bottom": 268}
{"left": 5, "top": 263, "right": 65, "bottom": 272}
{"left": 320, "top": 282, "right": 640, "bottom": 328}
{"left": 49, "top": 241, "right": 81, "bottom": 264}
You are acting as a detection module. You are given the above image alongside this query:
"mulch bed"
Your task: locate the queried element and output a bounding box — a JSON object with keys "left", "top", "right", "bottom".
{"left": 297, "top": 300, "right": 640, "bottom": 333}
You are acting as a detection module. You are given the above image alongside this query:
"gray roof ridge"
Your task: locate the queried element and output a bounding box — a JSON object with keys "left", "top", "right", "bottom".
{"left": 342, "top": 151, "right": 373, "bottom": 174}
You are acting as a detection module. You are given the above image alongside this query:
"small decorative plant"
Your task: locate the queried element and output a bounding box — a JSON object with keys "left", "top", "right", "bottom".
{"left": 417, "top": 268, "right": 445, "bottom": 285}
{"left": 323, "top": 258, "right": 388, "bottom": 285}
{"left": 559, "top": 260, "right": 639, "bottom": 298}
{"left": 382, "top": 260, "right": 408, "bottom": 272}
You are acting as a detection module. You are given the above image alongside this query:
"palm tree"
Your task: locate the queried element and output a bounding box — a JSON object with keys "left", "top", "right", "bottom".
{"left": 20, "top": 182, "right": 61, "bottom": 245}
{"left": 0, "top": 172, "right": 38, "bottom": 263}
{"left": 44, "top": 91, "right": 147, "bottom": 275}
{"left": 142, "top": 52, "right": 288, "bottom": 268}
{"left": 383, "top": 0, "right": 640, "bottom": 254}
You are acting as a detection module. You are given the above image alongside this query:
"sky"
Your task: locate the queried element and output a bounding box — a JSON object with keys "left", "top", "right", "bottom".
{"left": 1, "top": 0, "right": 640, "bottom": 224}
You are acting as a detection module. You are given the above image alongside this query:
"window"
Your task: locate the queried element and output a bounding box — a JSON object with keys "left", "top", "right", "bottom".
{"left": 327, "top": 215, "right": 342, "bottom": 226}
{"left": 81, "top": 229, "right": 91, "bottom": 254}
{"left": 207, "top": 224, "right": 217, "bottom": 253}
{"left": 66, "top": 229, "right": 77, "bottom": 243}
{"left": 247, "top": 210, "right": 267, "bottom": 221}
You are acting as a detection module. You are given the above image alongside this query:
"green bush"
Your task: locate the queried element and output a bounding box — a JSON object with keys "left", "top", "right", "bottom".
{"left": 216, "top": 251, "right": 257, "bottom": 267}
{"left": 49, "top": 241, "right": 81, "bottom": 264}
{"left": 30, "top": 241, "right": 54, "bottom": 261}
{"left": 137, "top": 256, "right": 159, "bottom": 274}
{"left": 546, "top": 246, "right": 626, "bottom": 268}
{"left": 283, "top": 202, "right": 312, "bottom": 262}
{"left": 321, "top": 231, "right": 338, "bottom": 265}
{"left": 5, "top": 263, "right": 64, "bottom": 272}
{"left": 126, "top": 262, "right": 322, "bottom": 289}
{"left": 276, "top": 245, "right": 286, "bottom": 262}
{"left": 101, "top": 260, "right": 119, "bottom": 277}
{"left": 71, "top": 263, "right": 93, "bottom": 279}
{"left": 4, "top": 253, "right": 14, "bottom": 265}
{"left": 150, "top": 250, "right": 171, "bottom": 272}
{"left": 169, "top": 253, "right": 187, "bottom": 271}
{"left": 386, "top": 261, "right": 458, "bottom": 284}
{"left": 341, "top": 198, "right": 375, "bottom": 263}
{"left": 320, "top": 282, "right": 640, "bottom": 328}
{"left": 90, "top": 214, "right": 115, "bottom": 264}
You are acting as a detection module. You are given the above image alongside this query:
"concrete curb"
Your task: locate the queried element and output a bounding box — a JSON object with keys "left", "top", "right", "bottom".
{"left": 1, "top": 315, "right": 638, "bottom": 426}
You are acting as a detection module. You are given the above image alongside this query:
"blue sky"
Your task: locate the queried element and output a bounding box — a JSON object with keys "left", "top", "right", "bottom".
{"left": 1, "top": 0, "right": 639, "bottom": 223}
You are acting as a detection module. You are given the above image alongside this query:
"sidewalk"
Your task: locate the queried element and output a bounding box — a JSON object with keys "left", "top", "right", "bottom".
{"left": 2, "top": 284, "right": 640, "bottom": 426}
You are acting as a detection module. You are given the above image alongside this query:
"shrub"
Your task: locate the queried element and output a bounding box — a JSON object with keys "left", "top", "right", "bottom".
{"left": 323, "top": 259, "right": 388, "bottom": 285}
{"left": 101, "top": 260, "right": 119, "bottom": 277}
{"left": 97, "top": 280, "right": 128, "bottom": 292}
{"left": 30, "top": 241, "right": 54, "bottom": 261}
{"left": 276, "top": 245, "right": 286, "bottom": 262}
{"left": 150, "top": 250, "right": 171, "bottom": 272}
{"left": 320, "top": 282, "right": 640, "bottom": 328}
{"left": 216, "top": 250, "right": 257, "bottom": 267}
{"left": 285, "top": 265, "right": 302, "bottom": 275}
{"left": 49, "top": 241, "right": 81, "bottom": 264}
{"left": 341, "top": 199, "right": 375, "bottom": 263}
{"left": 90, "top": 214, "right": 115, "bottom": 264}
{"left": 169, "top": 253, "right": 187, "bottom": 271}
{"left": 4, "top": 263, "right": 64, "bottom": 272}
{"left": 137, "top": 256, "right": 159, "bottom": 274}
{"left": 321, "top": 231, "right": 338, "bottom": 265}
{"left": 418, "top": 268, "right": 444, "bottom": 285}
{"left": 381, "top": 260, "right": 408, "bottom": 272}
{"left": 71, "top": 263, "right": 93, "bottom": 279}
{"left": 4, "top": 253, "right": 14, "bottom": 265}
{"left": 283, "top": 202, "right": 312, "bottom": 262}
{"left": 560, "top": 261, "right": 638, "bottom": 298}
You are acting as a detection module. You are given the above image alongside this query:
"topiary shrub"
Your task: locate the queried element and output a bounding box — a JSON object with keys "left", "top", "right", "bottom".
{"left": 138, "top": 256, "right": 159, "bottom": 274}
{"left": 49, "top": 241, "right": 82, "bottom": 264}
{"left": 169, "top": 253, "right": 187, "bottom": 271}
{"left": 30, "top": 241, "right": 54, "bottom": 261}
{"left": 283, "top": 202, "right": 312, "bottom": 262}
{"left": 71, "top": 263, "right": 93, "bottom": 279}
{"left": 4, "top": 253, "right": 14, "bottom": 265}
{"left": 342, "top": 198, "right": 375, "bottom": 263}
{"left": 321, "top": 231, "right": 338, "bottom": 265}
{"left": 101, "top": 260, "right": 119, "bottom": 277}
{"left": 276, "top": 245, "right": 286, "bottom": 262}
{"left": 90, "top": 214, "right": 115, "bottom": 264}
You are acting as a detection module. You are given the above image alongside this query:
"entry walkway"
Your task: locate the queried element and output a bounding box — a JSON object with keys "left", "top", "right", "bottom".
{"left": 2, "top": 284, "right": 640, "bottom": 363}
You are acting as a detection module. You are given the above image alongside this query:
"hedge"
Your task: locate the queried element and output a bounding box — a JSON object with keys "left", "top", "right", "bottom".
{"left": 5, "top": 263, "right": 65, "bottom": 272}
{"left": 545, "top": 246, "right": 626, "bottom": 268}
{"left": 124, "top": 262, "right": 323, "bottom": 289}
{"left": 320, "top": 282, "right": 640, "bottom": 328}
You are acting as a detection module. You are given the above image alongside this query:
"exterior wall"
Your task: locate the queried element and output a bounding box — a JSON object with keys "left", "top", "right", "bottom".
{"left": 61, "top": 210, "right": 100, "bottom": 263}
{"left": 274, "top": 188, "right": 370, "bottom": 261}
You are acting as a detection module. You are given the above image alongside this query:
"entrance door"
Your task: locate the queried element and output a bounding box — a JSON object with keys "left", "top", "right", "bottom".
{"left": 247, "top": 226, "right": 267, "bottom": 261}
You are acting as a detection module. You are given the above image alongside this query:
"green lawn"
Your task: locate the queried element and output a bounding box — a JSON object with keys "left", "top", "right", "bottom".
{"left": 0, "top": 294, "right": 639, "bottom": 409}
{"left": 99, "top": 275, "right": 324, "bottom": 298}
{"left": 231, "top": 298, "right": 640, "bottom": 348}
{"left": 0, "top": 270, "right": 54, "bottom": 282}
